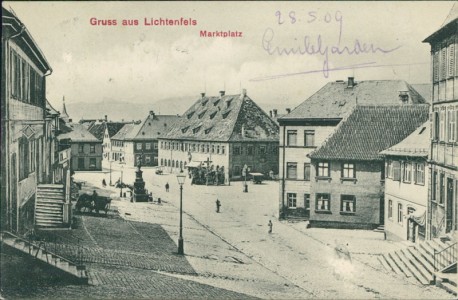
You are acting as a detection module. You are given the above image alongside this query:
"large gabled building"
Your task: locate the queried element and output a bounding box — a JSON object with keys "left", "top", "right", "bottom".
{"left": 158, "top": 90, "right": 279, "bottom": 182}
{"left": 308, "top": 105, "right": 430, "bottom": 229}
{"left": 1, "top": 7, "right": 53, "bottom": 233}
{"left": 423, "top": 3, "right": 458, "bottom": 239}
{"left": 277, "top": 78, "right": 428, "bottom": 219}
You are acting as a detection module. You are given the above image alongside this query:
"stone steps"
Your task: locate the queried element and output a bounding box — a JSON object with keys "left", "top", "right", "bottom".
{"left": 1, "top": 232, "right": 88, "bottom": 284}
{"left": 35, "top": 184, "right": 66, "bottom": 228}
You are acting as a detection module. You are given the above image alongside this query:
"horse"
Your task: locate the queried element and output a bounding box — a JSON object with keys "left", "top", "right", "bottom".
{"left": 76, "top": 194, "right": 112, "bottom": 215}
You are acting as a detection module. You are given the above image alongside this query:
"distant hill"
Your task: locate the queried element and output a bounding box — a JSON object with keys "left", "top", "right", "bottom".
{"left": 64, "top": 96, "right": 292, "bottom": 122}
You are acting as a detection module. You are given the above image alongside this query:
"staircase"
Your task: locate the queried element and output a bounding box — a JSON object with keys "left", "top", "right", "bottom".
{"left": 35, "top": 184, "right": 66, "bottom": 228}
{"left": 0, "top": 231, "right": 88, "bottom": 284}
{"left": 379, "top": 239, "right": 457, "bottom": 295}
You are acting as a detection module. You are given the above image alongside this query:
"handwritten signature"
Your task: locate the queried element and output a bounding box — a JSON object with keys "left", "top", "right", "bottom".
{"left": 260, "top": 27, "right": 402, "bottom": 78}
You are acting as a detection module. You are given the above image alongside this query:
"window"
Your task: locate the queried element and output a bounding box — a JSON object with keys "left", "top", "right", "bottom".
{"left": 78, "top": 144, "right": 84, "bottom": 153}
{"left": 341, "top": 195, "right": 356, "bottom": 213}
{"left": 222, "top": 146, "right": 225, "bottom": 154}
{"left": 287, "top": 193, "right": 297, "bottom": 208}
{"left": 304, "top": 130, "right": 315, "bottom": 147}
{"left": 448, "top": 110, "right": 456, "bottom": 142}
{"left": 433, "top": 47, "right": 439, "bottom": 83}
{"left": 136, "top": 143, "right": 142, "bottom": 150}
{"left": 154, "top": 143, "right": 158, "bottom": 150}
{"left": 304, "top": 163, "right": 311, "bottom": 181}
{"left": 234, "top": 165, "right": 241, "bottom": 176}
{"left": 18, "top": 137, "right": 29, "bottom": 180}
{"left": 247, "top": 145, "right": 254, "bottom": 155}
{"left": 398, "top": 203, "right": 403, "bottom": 224}
{"left": 259, "top": 146, "right": 266, "bottom": 154}
{"left": 145, "top": 155, "right": 151, "bottom": 163}
{"left": 441, "top": 46, "right": 447, "bottom": 80}
{"left": 287, "top": 162, "right": 297, "bottom": 179}
{"left": 433, "top": 111, "right": 440, "bottom": 140}
{"left": 392, "top": 161, "right": 401, "bottom": 181}
{"left": 90, "top": 144, "right": 96, "bottom": 153}
{"left": 233, "top": 146, "right": 241, "bottom": 155}
{"left": 304, "top": 194, "right": 310, "bottom": 211}
{"left": 440, "top": 111, "right": 446, "bottom": 141}
{"left": 448, "top": 42, "right": 455, "bottom": 77}
{"left": 388, "top": 200, "right": 393, "bottom": 219}
{"left": 316, "top": 194, "right": 331, "bottom": 211}
{"left": 414, "top": 163, "right": 425, "bottom": 185}
{"left": 439, "top": 173, "right": 445, "bottom": 204}
{"left": 341, "top": 163, "right": 355, "bottom": 178}
{"left": 403, "top": 162, "right": 411, "bottom": 183}
{"left": 89, "top": 158, "right": 97, "bottom": 169}
{"left": 201, "top": 144, "right": 205, "bottom": 153}
{"left": 432, "top": 171, "right": 438, "bottom": 200}
{"left": 145, "top": 143, "right": 151, "bottom": 150}
{"left": 287, "top": 130, "right": 297, "bottom": 146}
{"left": 386, "top": 161, "right": 392, "bottom": 178}
{"left": 78, "top": 158, "right": 85, "bottom": 169}
{"left": 216, "top": 145, "right": 220, "bottom": 154}
{"left": 317, "top": 162, "right": 329, "bottom": 177}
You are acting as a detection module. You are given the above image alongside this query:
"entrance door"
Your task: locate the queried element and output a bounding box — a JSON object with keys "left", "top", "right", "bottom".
{"left": 407, "top": 207, "right": 416, "bottom": 242}
{"left": 379, "top": 196, "right": 385, "bottom": 225}
{"left": 446, "top": 178, "right": 454, "bottom": 233}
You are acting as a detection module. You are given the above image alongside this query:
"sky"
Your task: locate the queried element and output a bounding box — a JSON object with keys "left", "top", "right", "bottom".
{"left": 3, "top": 1, "right": 455, "bottom": 113}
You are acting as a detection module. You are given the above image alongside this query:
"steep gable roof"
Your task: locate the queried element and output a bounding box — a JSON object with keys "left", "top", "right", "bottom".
{"left": 111, "top": 123, "right": 137, "bottom": 141}
{"left": 164, "top": 92, "right": 279, "bottom": 142}
{"left": 309, "top": 105, "right": 430, "bottom": 161}
{"left": 380, "top": 121, "right": 430, "bottom": 157}
{"left": 132, "top": 113, "right": 179, "bottom": 141}
{"left": 280, "top": 80, "right": 427, "bottom": 121}
{"left": 88, "top": 123, "right": 105, "bottom": 141}
{"left": 423, "top": 2, "right": 458, "bottom": 43}
{"left": 87, "top": 122, "right": 127, "bottom": 141}
{"left": 57, "top": 123, "right": 100, "bottom": 143}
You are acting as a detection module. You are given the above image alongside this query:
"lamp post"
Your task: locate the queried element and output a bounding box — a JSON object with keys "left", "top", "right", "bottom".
{"left": 109, "top": 161, "right": 112, "bottom": 186}
{"left": 176, "top": 173, "right": 186, "bottom": 255}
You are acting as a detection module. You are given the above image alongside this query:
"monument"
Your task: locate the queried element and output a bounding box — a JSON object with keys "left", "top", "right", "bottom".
{"left": 133, "top": 156, "right": 149, "bottom": 202}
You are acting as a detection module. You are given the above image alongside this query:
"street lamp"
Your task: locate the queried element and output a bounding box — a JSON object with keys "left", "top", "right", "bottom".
{"left": 176, "top": 173, "right": 186, "bottom": 255}
{"left": 109, "top": 161, "right": 112, "bottom": 186}
{"left": 120, "top": 162, "right": 124, "bottom": 197}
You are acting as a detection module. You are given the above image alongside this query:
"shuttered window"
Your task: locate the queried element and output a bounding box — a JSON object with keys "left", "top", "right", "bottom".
{"left": 441, "top": 46, "right": 447, "bottom": 80}
{"left": 448, "top": 42, "right": 456, "bottom": 77}
{"left": 433, "top": 47, "right": 440, "bottom": 82}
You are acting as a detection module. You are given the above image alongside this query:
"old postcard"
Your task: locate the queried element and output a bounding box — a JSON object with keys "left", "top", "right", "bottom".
{"left": 1, "top": 1, "right": 457, "bottom": 299}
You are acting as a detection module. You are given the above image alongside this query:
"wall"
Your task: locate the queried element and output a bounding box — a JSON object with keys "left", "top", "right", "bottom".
{"left": 70, "top": 142, "right": 102, "bottom": 171}
{"left": 309, "top": 160, "right": 383, "bottom": 229}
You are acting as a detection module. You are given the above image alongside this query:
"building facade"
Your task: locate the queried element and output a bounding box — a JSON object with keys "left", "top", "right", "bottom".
{"left": 158, "top": 90, "right": 279, "bottom": 181}
{"left": 381, "top": 122, "right": 430, "bottom": 242}
{"left": 308, "top": 106, "right": 429, "bottom": 229}
{"left": 423, "top": 4, "right": 458, "bottom": 239}
{"left": 278, "top": 78, "right": 428, "bottom": 219}
{"left": 1, "top": 7, "right": 53, "bottom": 233}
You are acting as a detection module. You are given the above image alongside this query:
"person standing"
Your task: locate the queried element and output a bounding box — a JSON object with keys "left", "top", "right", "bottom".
{"left": 102, "top": 179, "right": 107, "bottom": 187}
{"left": 216, "top": 199, "right": 221, "bottom": 213}
{"left": 165, "top": 182, "right": 170, "bottom": 192}
{"left": 268, "top": 220, "right": 273, "bottom": 233}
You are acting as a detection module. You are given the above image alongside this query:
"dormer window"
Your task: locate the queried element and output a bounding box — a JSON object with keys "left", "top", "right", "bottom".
{"left": 222, "top": 110, "right": 231, "bottom": 119}
{"left": 198, "top": 110, "right": 207, "bottom": 119}
{"left": 399, "top": 91, "right": 409, "bottom": 103}
{"left": 210, "top": 111, "right": 217, "bottom": 119}
{"left": 205, "top": 127, "right": 213, "bottom": 134}
{"left": 202, "top": 99, "right": 209, "bottom": 106}
{"left": 225, "top": 99, "right": 232, "bottom": 108}
{"left": 213, "top": 99, "right": 220, "bottom": 106}
{"left": 181, "top": 126, "right": 189, "bottom": 133}
{"left": 187, "top": 111, "right": 195, "bottom": 119}
{"left": 193, "top": 126, "right": 201, "bottom": 134}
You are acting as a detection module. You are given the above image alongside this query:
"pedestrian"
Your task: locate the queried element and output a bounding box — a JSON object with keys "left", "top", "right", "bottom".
{"left": 102, "top": 179, "right": 107, "bottom": 187}
{"left": 216, "top": 199, "right": 221, "bottom": 213}
{"left": 268, "top": 220, "right": 273, "bottom": 233}
{"left": 165, "top": 182, "right": 170, "bottom": 192}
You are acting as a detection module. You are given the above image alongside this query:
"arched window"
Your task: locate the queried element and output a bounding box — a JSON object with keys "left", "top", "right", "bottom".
{"left": 161, "top": 158, "right": 163, "bottom": 166}
{"left": 180, "top": 161, "right": 183, "bottom": 169}
{"left": 167, "top": 159, "right": 171, "bottom": 166}
{"left": 172, "top": 160, "right": 175, "bottom": 168}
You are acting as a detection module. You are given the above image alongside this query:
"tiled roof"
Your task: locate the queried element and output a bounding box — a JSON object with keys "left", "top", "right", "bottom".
{"left": 46, "top": 100, "right": 59, "bottom": 116}
{"left": 57, "top": 123, "right": 100, "bottom": 143}
{"left": 111, "top": 123, "right": 137, "bottom": 141}
{"left": 87, "top": 122, "right": 127, "bottom": 141}
{"left": 132, "top": 113, "right": 179, "bottom": 141}
{"left": 164, "top": 92, "right": 279, "bottom": 142}
{"left": 280, "top": 80, "right": 427, "bottom": 120}
{"left": 380, "top": 121, "right": 430, "bottom": 157}
{"left": 309, "top": 105, "right": 430, "bottom": 161}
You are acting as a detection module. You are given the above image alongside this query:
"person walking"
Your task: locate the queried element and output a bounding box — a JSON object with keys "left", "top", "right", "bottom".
{"left": 165, "top": 182, "right": 169, "bottom": 192}
{"left": 268, "top": 220, "right": 273, "bottom": 233}
{"left": 102, "top": 179, "right": 107, "bottom": 187}
{"left": 216, "top": 199, "right": 221, "bottom": 213}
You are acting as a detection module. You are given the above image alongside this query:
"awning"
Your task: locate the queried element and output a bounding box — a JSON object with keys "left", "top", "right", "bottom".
{"left": 186, "top": 161, "right": 201, "bottom": 168}
{"left": 249, "top": 172, "right": 264, "bottom": 176}
{"left": 409, "top": 207, "right": 426, "bottom": 226}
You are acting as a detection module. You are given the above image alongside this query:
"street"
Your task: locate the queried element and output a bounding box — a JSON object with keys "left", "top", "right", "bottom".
{"left": 71, "top": 165, "right": 453, "bottom": 299}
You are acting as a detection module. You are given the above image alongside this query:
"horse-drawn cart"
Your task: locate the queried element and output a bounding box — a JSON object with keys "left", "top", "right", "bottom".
{"left": 75, "top": 193, "right": 112, "bottom": 215}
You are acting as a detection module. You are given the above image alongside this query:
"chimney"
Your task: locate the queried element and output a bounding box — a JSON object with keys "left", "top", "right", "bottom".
{"left": 399, "top": 91, "right": 409, "bottom": 104}
{"left": 242, "top": 88, "right": 247, "bottom": 96}
{"left": 347, "top": 77, "right": 355, "bottom": 88}
{"left": 149, "top": 110, "right": 155, "bottom": 117}
{"left": 104, "top": 115, "right": 108, "bottom": 122}
{"left": 201, "top": 92, "right": 205, "bottom": 98}
{"left": 219, "top": 91, "right": 225, "bottom": 97}
{"left": 69, "top": 118, "right": 73, "bottom": 123}
{"left": 269, "top": 110, "right": 273, "bottom": 118}
{"left": 286, "top": 108, "right": 291, "bottom": 114}
{"left": 273, "top": 109, "right": 278, "bottom": 117}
